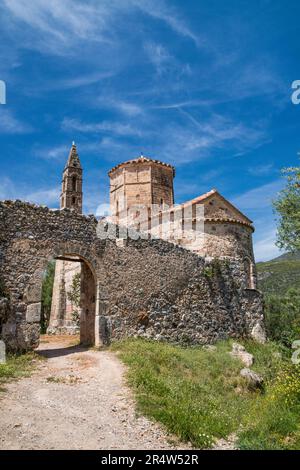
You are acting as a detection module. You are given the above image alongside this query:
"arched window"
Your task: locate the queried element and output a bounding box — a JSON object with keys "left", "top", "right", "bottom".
{"left": 72, "top": 196, "right": 76, "bottom": 205}
{"left": 72, "top": 176, "right": 77, "bottom": 191}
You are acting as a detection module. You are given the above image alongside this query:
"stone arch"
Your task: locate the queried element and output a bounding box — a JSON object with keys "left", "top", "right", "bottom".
{"left": 20, "top": 242, "right": 106, "bottom": 350}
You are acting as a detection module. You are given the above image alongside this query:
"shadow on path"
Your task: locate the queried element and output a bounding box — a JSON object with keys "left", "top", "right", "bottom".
{"left": 37, "top": 343, "right": 90, "bottom": 359}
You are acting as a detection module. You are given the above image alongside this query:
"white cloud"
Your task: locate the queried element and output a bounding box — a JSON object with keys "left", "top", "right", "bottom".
{"left": 0, "top": 177, "right": 15, "bottom": 200}
{"left": 25, "top": 187, "right": 60, "bottom": 206}
{"left": 0, "top": 176, "right": 60, "bottom": 207}
{"left": 0, "top": 109, "right": 33, "bottom": 134}
{"left": 132, "top": 0, "right": 201, "bottom": 47}
{"left": 232, "top": 180, "right": 283, "bottom": 211}
{"left": 248, "top": 163, "right": 274, "bottom": 176}
{"left": 254, "top": 228, "right": 281, "bottom": 262}
{"left": 96, "top": 96, "right": 143, "bottom": 117}
{"left": 144, "top": 41, "right": 172, "bottom": 75}
{"left": 2, "top": 0, "right": 200, "bottom": 56}
{"left": 232, "top": 180, "right": 285, "bottom": 262}
{"left": 44, "top": 72, "right": 115, "bottom": 91}
{"left": 61, "top": 117, "right": 143, "bottom": 137}
{"left": 33, "top": 144, "right": 69, "bottom": 161}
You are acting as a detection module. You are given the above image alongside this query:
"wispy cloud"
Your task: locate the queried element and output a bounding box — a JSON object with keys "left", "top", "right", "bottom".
{"left": 0, "top": 176, "right": 60, "bottom": 207}
{"left": 133, "top": 0, "right": 201, "bottom": 47}
{"left": 254, "top": 227, "right": 281, "bottom": 262}
{"left": 43, "top": 71, "right": 115, "bottom": 91}
{"left": 61, "top": 117, "right": 144, "bottom": 137}
{"left": 0, "top": 109, "right": 33, "bottom": 134}
{"left": 232, "top": 180, "right": 285, "bottom": 262}
{"left": 248, "top": 163, "right": 274, "bottom": 176}
{"left": 2, "top": 0, "right": 200, "bottom": 56}
{"left": 144, "top": 41, "right": 172, "bottom": 75}
{"left": 232, "top": 180, "right": 283, "bottom": 211}
{"left": 157, "top": 110, "right": 268, "bottom": 163}
{"left": 2, "top": 0, "right": 113, "bottom": 54}
{"left": 32, "top": 144, "right": 69, "bottom": 161}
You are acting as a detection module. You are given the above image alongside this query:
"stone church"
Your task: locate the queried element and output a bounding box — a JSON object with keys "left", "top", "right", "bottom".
{"left": 48, "top": 143, "right": 257, "bottom": 336}
{"left": 0, "top": 143, "right": 264, "bottom": 352}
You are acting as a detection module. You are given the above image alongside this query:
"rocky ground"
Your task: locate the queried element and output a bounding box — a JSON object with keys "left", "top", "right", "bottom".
{"left": 0, "top": 336, "right": 188, "bottom": 450}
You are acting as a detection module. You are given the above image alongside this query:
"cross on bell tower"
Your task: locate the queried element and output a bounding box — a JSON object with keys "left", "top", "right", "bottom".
{"left": 60, "top": 142, "right": 83, "bottom": 213}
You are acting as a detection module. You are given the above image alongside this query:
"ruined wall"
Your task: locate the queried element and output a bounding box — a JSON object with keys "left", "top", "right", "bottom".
{"left": 0, "top": 201, "right": 264, "bottom": 351}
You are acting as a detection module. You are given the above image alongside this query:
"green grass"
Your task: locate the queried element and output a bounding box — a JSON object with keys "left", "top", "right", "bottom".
{"left": 0, "top": 352, "right": 39, "bottom": 391}
{"left": 112, "top": 338, "right": 290, "bottom": 449}
{"left": 237, "top": 357, "right": 300, "bottom": 450}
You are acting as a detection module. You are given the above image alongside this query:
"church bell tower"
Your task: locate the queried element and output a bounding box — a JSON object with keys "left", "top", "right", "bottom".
{"left": 60, "top": 142, "right": 83, "bottom": 213}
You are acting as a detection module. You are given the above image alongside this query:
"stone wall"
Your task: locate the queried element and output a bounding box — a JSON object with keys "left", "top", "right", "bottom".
{"left": 0, "top": 200, "right": 264, "bottom": 351}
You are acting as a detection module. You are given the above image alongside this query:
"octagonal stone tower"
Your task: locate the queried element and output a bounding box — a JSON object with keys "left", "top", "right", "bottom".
{"left": 109, "top": 155, "right": 175, "bottom": 223}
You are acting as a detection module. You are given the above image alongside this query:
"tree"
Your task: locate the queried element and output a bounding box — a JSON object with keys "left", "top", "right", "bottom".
{"left": 274, "top": 165, "right": 300, "bottom": 252}
{"left": 41, "top": 261, "right": 55, "bottom": 333}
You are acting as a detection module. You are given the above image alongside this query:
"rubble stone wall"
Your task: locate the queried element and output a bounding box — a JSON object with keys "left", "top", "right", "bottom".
{"left": 0, "top": 201, "right": 263, "bottom": 351}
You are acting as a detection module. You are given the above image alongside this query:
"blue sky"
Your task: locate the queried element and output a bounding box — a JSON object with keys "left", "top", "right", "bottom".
{"left": 0, "top": 0, "right": 300, "bottom": 261}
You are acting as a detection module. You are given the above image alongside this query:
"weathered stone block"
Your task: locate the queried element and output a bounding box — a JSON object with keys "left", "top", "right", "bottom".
{"left": 26, "top": 303, "right": 41, "bottom": 323}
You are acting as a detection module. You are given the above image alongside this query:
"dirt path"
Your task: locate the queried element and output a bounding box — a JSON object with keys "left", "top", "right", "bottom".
{"left": 0, "top": 336, "right": 186, "bottom": 450}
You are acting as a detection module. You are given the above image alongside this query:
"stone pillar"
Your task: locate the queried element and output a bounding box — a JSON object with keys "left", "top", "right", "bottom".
{"left": 79, "top": 262, "right": 96, "bottom": 345}
{"left": 48, "top": 260, "right": 66, "bottom": 331}
{"left": 0, "top": 340, "right": 6, "bottom": 364}
{"left": 95, "top": 284, "right": 110, "bottom": 347}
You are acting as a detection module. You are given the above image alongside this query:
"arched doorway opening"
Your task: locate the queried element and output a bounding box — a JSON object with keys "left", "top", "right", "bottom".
{"left": 41, "top": 254, "right": 96, "bottom": 346}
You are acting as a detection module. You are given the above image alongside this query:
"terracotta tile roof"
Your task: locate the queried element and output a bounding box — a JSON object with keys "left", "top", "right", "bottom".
{"left": 205, "top": 217, "right": 254, "bottom": 230}
{"left": 181, "top": 189, "right": 253, "bottom": 225}
{"left": 108, "top": 155, "right": 175, "bottom": 176}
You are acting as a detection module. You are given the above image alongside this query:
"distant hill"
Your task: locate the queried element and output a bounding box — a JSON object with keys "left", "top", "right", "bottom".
{"left": 256, "top": 252, "right": 300, "bottom": 296}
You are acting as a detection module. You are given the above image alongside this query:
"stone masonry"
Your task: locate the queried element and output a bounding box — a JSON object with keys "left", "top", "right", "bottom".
{"left": 51, "top": 149, "right": 258, "bottom": 336}
{"left": 0, "top": 199, "right": 264, "bottom": 352}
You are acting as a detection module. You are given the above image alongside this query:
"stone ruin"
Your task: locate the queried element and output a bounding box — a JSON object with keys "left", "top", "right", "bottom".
{"left": 0, "top": 144, "right": 265, "bottom": 352}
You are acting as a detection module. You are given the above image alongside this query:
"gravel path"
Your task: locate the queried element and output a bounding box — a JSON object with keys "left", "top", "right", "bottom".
{"left": 0, "top": 336, "right": 187, "bottom": 450}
